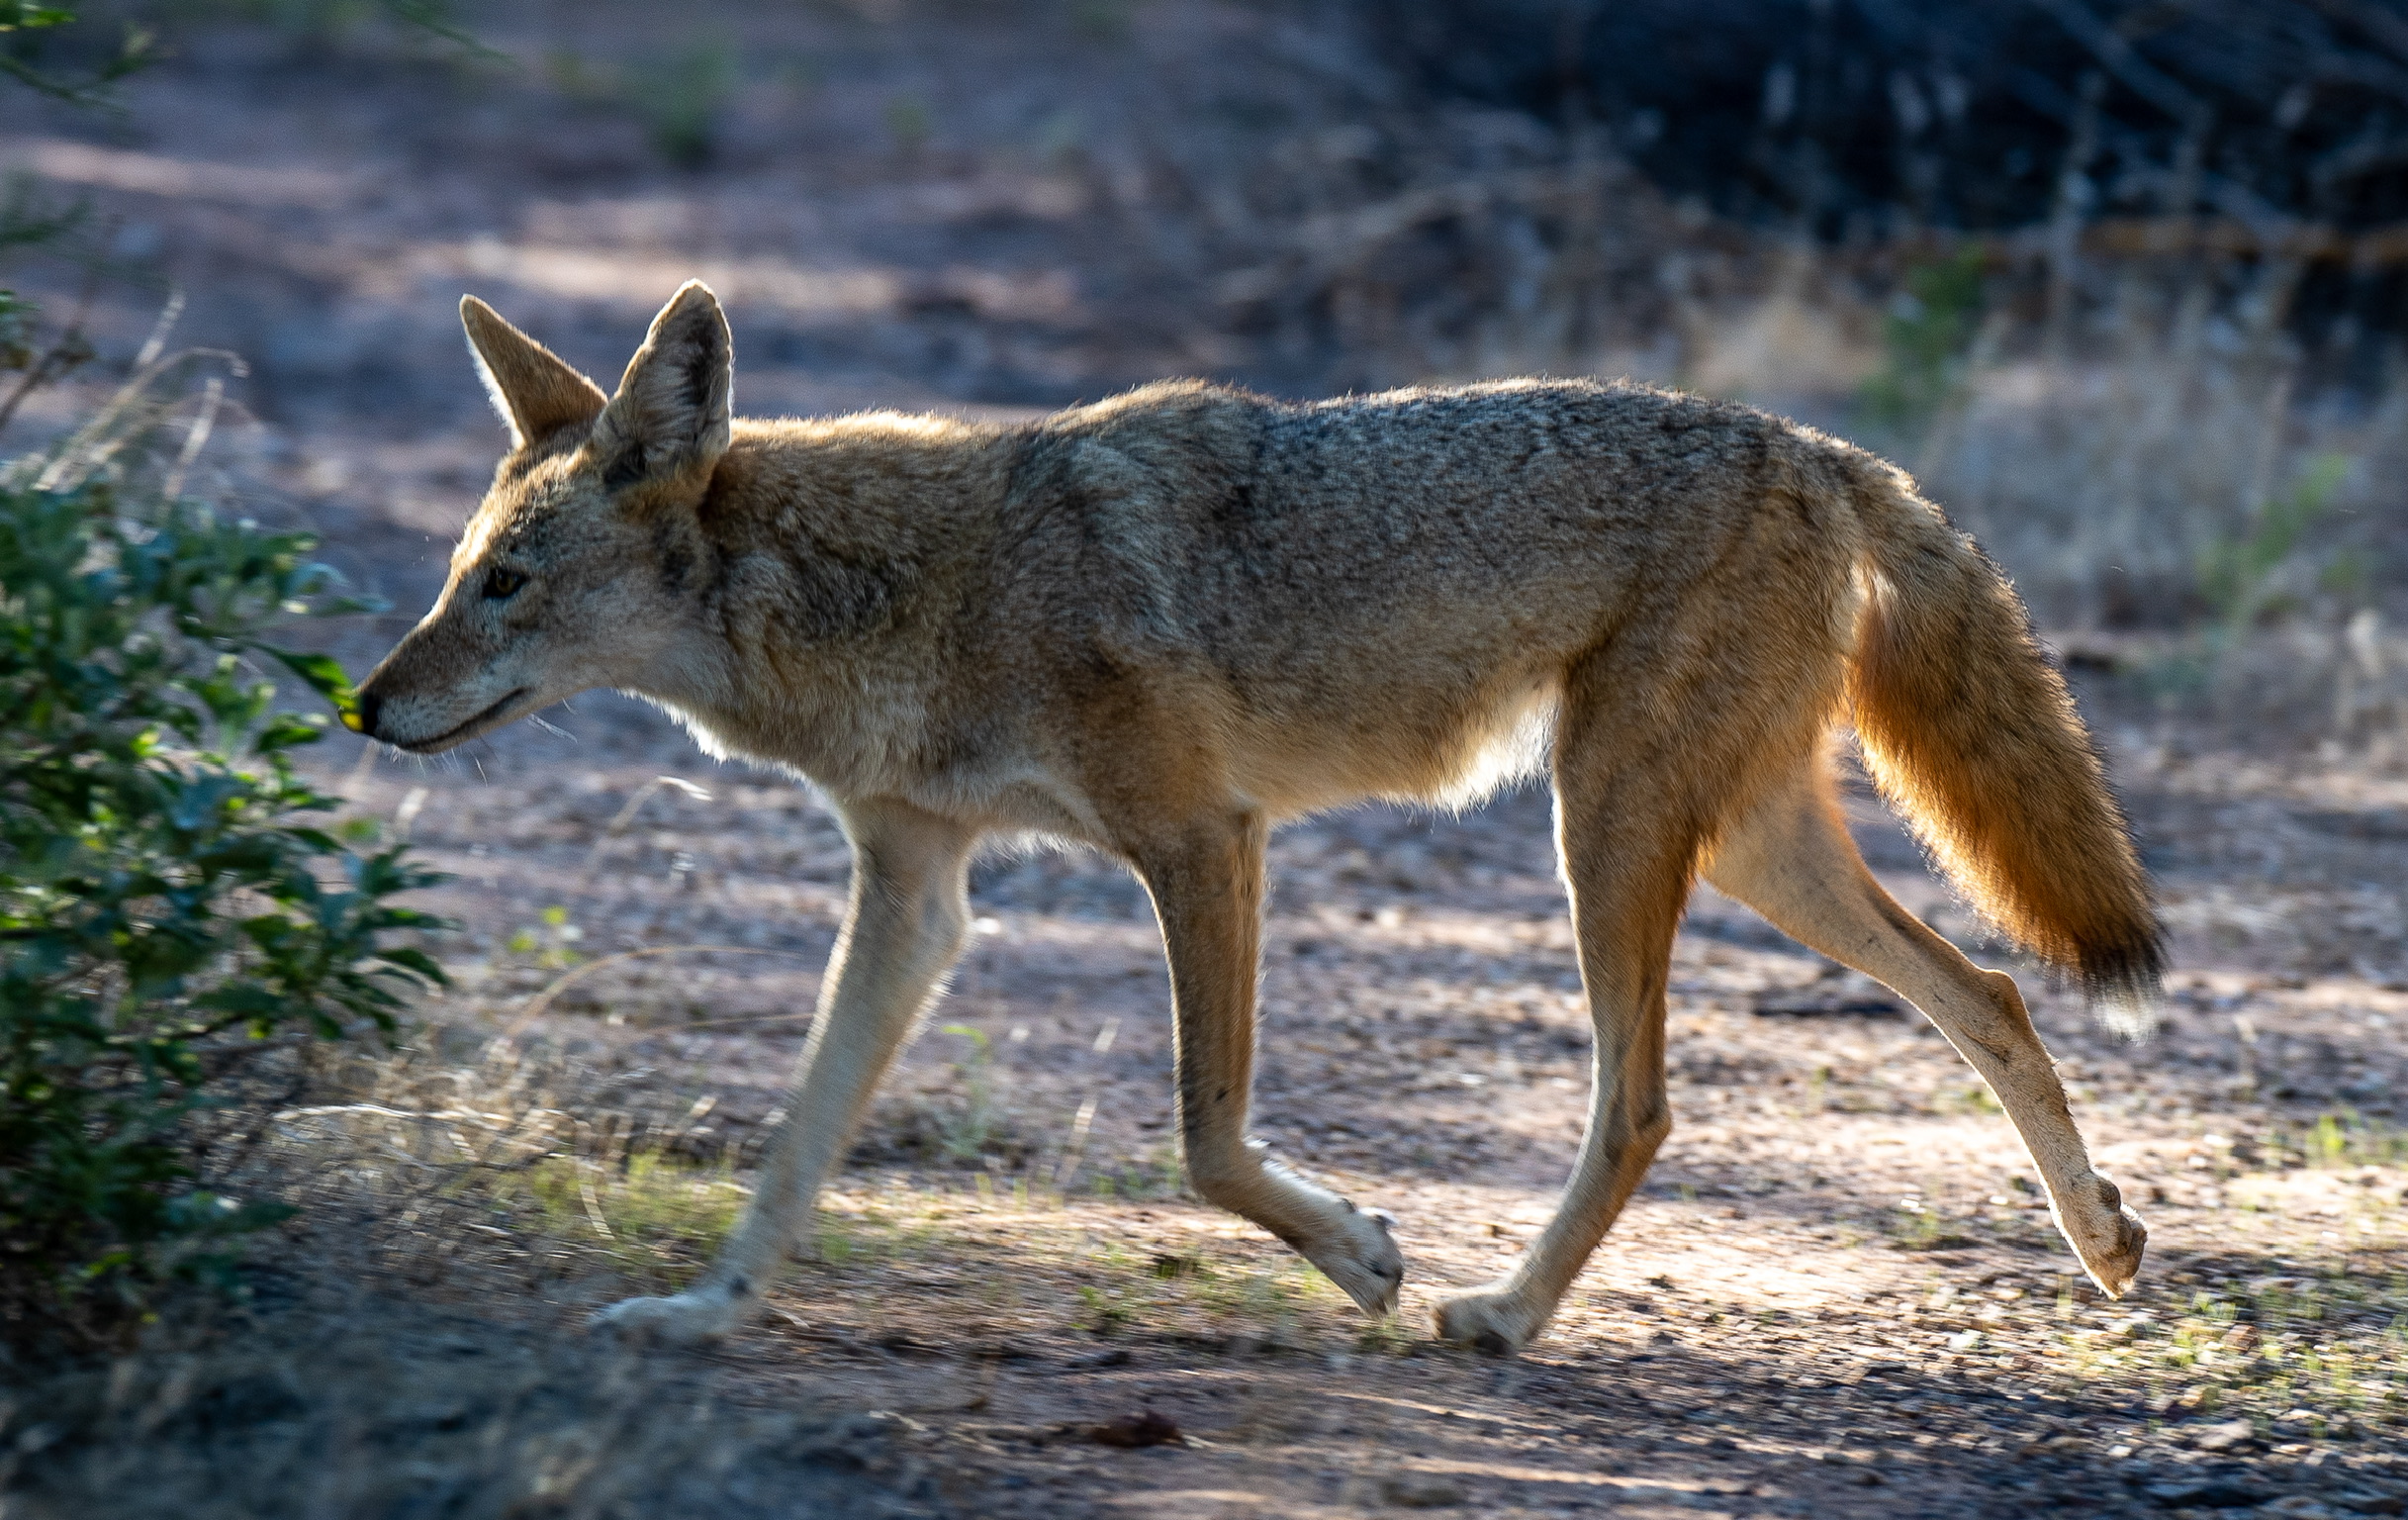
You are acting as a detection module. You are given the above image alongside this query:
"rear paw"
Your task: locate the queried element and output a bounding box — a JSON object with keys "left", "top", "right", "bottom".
{"left": 1303, "top": 1203, "right": 1405, "bottom": 1317}
{"left": 1432, "top": 1283, "right": 1547, "bottom": 1354}
{"left": 589, "top": 1284, "right": 746, "bottom": 1345}
{"left": 2057, "top": 1173, "right": 2148, "bottom": 1298}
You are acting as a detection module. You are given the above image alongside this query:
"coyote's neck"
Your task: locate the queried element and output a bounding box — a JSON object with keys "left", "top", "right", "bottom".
{"left": 649, "top": 414, "right": 1016, "bottom": 801}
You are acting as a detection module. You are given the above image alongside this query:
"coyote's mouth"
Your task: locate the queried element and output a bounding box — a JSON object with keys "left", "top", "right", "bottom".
{"left": 392, "top": 688, "right": 531, "bottom": 753}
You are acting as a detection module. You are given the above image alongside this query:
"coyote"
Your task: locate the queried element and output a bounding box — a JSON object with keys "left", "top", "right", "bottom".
{"left": 356, "top": 282, "right": 2161, "bottom": 1353}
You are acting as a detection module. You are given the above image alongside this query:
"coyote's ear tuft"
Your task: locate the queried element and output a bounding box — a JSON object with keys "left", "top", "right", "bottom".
{"left": 460, "top": 296, "right": 609, "bottom": 450}
{"left": 592, "top": 281, "right": 733, "bottom": 495}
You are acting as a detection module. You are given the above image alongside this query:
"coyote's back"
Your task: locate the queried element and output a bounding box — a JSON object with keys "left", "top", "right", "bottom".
{"left": 992, "top": 377, "right": 1882, "bottom": 816}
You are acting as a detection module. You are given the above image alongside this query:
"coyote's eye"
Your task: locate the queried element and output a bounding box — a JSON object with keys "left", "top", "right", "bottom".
{"left": 484, "top": 567, "right": 528, "bottom": 600}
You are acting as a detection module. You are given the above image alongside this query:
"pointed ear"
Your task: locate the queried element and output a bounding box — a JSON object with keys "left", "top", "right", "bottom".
{"left": 460, "top": 296, "right": 608, "bottom": 449}
{"left": 591, "top": 281, "right": 733, "bottom": 493}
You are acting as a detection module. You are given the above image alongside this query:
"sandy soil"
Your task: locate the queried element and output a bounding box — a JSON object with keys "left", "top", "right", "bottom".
{"left": 3, "top": 7, "right": 2405, "bottom": 1518}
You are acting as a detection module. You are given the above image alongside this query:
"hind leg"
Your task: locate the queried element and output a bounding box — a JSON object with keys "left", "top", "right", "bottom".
{"left": 1704, "top": 759, "right": 2146, "bottom": 1296}
{"left": 1432, "top": 727, "right": 1692, "bottom": 1353}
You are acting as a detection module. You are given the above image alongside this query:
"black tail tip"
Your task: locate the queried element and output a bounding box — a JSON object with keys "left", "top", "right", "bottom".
{"left": 2080, "top": 934, "right": 2167, "bottom": 1041}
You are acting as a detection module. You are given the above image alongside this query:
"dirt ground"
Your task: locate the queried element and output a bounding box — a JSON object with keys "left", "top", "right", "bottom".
{"left": 4, "top": 7, "right": 2406, "bottom": 1518}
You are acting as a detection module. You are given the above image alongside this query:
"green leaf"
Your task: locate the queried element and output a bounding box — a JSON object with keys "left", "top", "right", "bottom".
{"left": 373, "top": 945, "right": 449, "bottom": 985}
{"left": 258, "top": 645, "right": 359, "bottom": 726}
{"left": 0, "top": 6, "right": 77, "bottom": 34}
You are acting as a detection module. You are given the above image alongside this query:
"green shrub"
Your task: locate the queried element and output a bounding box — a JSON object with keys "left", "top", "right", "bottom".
{"left": 1856, "top": 246, "right": 1989, "bottom": 432}
{"left": 0, "top": 475, "right": 447, "bottom": 1314}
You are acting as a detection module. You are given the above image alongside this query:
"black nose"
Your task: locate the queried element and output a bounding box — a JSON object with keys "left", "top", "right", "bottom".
{"left": 352, "top": 689, "right": 383, "bottom": 740}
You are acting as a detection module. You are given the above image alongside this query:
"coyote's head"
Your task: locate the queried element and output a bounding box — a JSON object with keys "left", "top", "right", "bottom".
{"left": 353, "top": 283, "right": 732, "bottom": 752}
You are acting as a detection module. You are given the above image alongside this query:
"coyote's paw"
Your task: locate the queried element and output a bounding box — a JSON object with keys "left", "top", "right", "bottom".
{"left": 589, "top": 1284, "right": 747, "bottom": 1345}
{"left": 1432, "top": 1283, "right": 1549, "bottom": 1355}
{"left": 2055, "top": 1172, "right": 2148, "bottom": 1298}
{"left": 1300, "top": 1202, "right": 1405, "bottom": 1317}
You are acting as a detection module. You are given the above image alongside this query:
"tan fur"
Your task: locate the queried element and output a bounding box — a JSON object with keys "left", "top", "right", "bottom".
{"left": 359, "top": 284, "right": 2163, "bottom": 1354}
{"left": 1846, "top": 462, "right": 2161, "bottom": 1001}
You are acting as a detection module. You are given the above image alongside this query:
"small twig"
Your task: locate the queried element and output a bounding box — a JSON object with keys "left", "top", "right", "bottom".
{"left": 132, "top": 287, "right": 184, "bottom": 372}
{"left": 1052, "top": 1096, "right": 1100, "bottom": 1190}
{"left": 25, "top": 340, "right": 247, "bottom": 492}
{"left": 578, "top": 1170, "right": 616, "bottom": 1241}
{"left": 276, "top": 1102, "right": 521, "bottom": 1124}
{"left": 157, "top": 375, "right": 223, "bottom": 500}
{"left": 0, "top": 251, "right": 107, "bottom": 439}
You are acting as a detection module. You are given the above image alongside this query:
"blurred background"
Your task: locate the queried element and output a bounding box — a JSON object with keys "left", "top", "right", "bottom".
{"left": 3, "top": 0, "right": 2406, "bottom": 745}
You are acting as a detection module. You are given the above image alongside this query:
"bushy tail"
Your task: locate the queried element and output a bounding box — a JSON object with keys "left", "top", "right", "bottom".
{"left": 1846, "top": 463, "right": 2163, "bottom": 1008}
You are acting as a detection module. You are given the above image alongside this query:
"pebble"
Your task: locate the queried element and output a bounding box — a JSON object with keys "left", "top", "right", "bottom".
{"left": 1380, "top": 1474, "right": 1469, "bottom": 1508}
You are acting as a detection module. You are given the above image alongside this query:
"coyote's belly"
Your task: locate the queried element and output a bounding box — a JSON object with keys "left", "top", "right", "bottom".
{"left": 1218, "top": 662, "right": 1566, "bottom": 815}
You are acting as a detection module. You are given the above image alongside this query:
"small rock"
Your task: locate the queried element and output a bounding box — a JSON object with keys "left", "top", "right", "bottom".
{"left": 2190, "top": 1419, "right": 2258, "bottom": 1453}
{"left": 2332, "top": 1494, "right": 2408, "bottom": 1518}
{"left": 2143, "top": 1476, "right": 2269, "bottom": 1508}
{"left": 1089, "top": 1409, "right": 1183, "bottom": 1449}
{"left": 1379, "top": 1474, "right": 1468, "bottom": 1509}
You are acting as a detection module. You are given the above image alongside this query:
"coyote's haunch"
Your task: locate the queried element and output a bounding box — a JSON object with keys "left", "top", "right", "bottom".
{"left": 358, "top": 282, "right": 2162, "bottom": 1354}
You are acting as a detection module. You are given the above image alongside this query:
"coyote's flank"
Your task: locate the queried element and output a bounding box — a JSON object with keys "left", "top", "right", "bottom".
{"left": 357, "top": 282, "right": 2161, "bottom": 1355}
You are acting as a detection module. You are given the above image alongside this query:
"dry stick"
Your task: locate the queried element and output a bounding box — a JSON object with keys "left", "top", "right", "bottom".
{"left": 132, "top": 286, "right": 186, "bottom": 373}
{"left": 2041, "top": 71, "right": 2107, "bottom": 369}
{"left": 669, "top": 1009, "right": 821, "bottom": 1035}
{"left": 1050, "top": 1016, "right": 1123, "bottom": 1193}
{"left": 158, "top": 375, "right": 223, "bottom": 500}
{"left": 0, "top": 252, "right": 108, "bottom": 439}
{"left": 28, "top": 345, "right": 248, "bottom": 493}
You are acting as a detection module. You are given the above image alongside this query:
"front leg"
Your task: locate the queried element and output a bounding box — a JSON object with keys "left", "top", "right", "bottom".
{"left": 595, "top": 798, "right": 975, "bottom": 1344}
{"left": 1132, "top": 811, "right": 1403, "bottom": 1318}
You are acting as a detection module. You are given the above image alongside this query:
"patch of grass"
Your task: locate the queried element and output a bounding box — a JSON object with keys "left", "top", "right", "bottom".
{"left": 541, "top": 41, "right": 735, "bottom": 168}
{"left": 631, "top": 42, "right": 736, "bottom": 169}
{"left": 1856, "top": 246, "right": 1988, "bottom": 432}
{"left": 813, "top": 1189, "right": 957, "bottom": 1268}
{"left": 2196, "top": 452, "right": 2356, "bottom": 635}
{"left": 883, "top": 92, "right": 932, "bottom": 153}
{"left": 2037, "top": 1267, "right": 2408, "bottom": 1435}
{"left": 508, "top": 1149, "right": 746, "bottom": 1286}
{"left": 1355, "top": 1313, "right": 1410, "bottom": 1354}
{"left": 933, "top": 1023, "right": 1001, "bottom": 1162}
{"left": 1936, "top": 1083, "right": 2003, "bottom": 1117}
{"left": 1076, "top": 1282, "right": 1131, "bottom": 1334}
{"left": 1888, "top": 1191, "right": 1981, "bottom": 1253}
{"left": 1091, "top": 1145, "right": 1186, "bottom": 1200}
